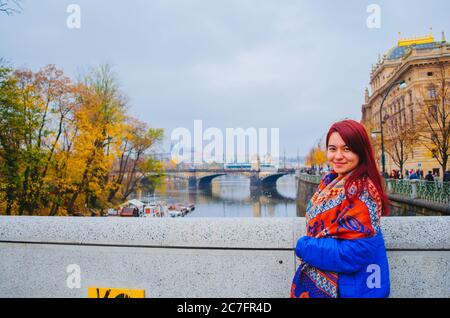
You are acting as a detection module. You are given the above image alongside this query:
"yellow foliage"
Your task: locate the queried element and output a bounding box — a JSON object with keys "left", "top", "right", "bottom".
{"left": 0, "top": 64, "right": 164, "bottom": 216}
{"left": 313, "top": 148, "right": 327, "bottom": 165}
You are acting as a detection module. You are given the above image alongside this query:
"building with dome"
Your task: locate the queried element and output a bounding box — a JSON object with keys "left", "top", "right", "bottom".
{"left": 361, "top": 31, "right": 450, "bottom": 178}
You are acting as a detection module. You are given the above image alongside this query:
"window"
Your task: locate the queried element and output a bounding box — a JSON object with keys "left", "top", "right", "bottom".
{"left": 428, "top": 86, "right": 437, "bottom": 98}
{"left": 427, "top": 72, "right": 434, "bottom": 77}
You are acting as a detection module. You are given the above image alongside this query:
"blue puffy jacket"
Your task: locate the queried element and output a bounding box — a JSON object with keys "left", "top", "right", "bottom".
{"left": 295, "top": 232, "right": 390, "bottom": 298}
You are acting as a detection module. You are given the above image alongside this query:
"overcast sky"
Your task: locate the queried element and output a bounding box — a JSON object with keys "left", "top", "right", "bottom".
{"left": 2, "top": 0, "right": 450, "bottom": 157}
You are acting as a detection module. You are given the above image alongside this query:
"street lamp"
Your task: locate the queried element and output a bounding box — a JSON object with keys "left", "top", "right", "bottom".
{"left": 377, "top": 79, "right": 407, "bottom": 177}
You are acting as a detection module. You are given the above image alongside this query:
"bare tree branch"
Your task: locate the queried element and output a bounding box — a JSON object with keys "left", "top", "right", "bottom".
{"left": 0, "top": 0, "right": 22, "bottom": 15}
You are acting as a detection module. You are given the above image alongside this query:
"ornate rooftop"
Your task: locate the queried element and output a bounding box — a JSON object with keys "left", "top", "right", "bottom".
{"left": 386, "top": 32, "right": 447, "bottom": 60}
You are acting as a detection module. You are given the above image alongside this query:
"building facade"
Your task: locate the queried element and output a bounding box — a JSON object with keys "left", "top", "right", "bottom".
{"left": 361, "top": 32, "right": 450, "bottom": 178}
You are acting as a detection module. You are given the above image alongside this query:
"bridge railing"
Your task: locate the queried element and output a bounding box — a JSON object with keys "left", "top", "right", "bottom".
{"left": 164, "top": 168, "right": 295, "bottom": 173}
{"left": 297, "top": 173, "right": 322, "bottom": 184}
{"left": 386, "top": 179, "right": 450, "bottom": 205}
{"left": 297, "top": 173, "right": 450, "bottom": 205}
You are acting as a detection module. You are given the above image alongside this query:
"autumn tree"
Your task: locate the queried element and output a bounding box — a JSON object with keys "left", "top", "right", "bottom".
{"left": 384, "top": 119, "right": 417, "bottom": 178}
{"left": 65, "top": 65, "right": 127, "bottom": 214}
{"left": 107, "top": 118, "right": 163, "bottom": 203}
{"left": 24, "top": 65, "right": 74, "bottom": 215}
{"left": 0, "top": 64, "right": 77, "bottom": 215}
{"left": 0, "top": 63, "right": 164, "bottom": 216}
{"left": 0, "top": 65, "right": 23, "bottom": 215}
{"left": 313, "top": 143, "right": 327, "bottom": 167}
{"left": 305, "top": 140, "right": 327, "bottom": 171}
{"left": 0, "top": 67, "right": 49, "bottom": 215}
{"left": 415, "top": 60, "right": 450, "bottom": 174}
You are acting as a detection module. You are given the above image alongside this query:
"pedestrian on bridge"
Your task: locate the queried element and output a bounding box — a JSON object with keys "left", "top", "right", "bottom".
{"left": 425, "top": 171, "right": 435, "bottom": 182}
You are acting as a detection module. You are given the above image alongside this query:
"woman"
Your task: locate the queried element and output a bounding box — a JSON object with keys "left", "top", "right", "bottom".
{"left": 290, "top": 119, "right": 390, "bottom": 298}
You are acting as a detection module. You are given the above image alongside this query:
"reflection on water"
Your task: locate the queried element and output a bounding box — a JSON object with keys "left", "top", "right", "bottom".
{"left": 387, "top": 202, "right": 447, "bottom": 217}
{"left": 138, "top": 175, "right": 446, "bottom": 217}
{"left": 149, "top": 175, "right": 298, "bottom": 217}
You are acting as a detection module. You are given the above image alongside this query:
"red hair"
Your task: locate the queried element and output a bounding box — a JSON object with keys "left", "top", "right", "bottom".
{"left": 326, "top": 119, "right": 390, "bottom": 216}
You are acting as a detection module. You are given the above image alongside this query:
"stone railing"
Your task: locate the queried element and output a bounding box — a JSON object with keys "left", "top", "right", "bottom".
{"left": 0, "top": 216, "right": 449, "bottom": 298}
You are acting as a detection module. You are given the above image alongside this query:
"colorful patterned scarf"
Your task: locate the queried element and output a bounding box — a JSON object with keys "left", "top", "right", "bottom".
{"left": 290, "top": 171, "right": 382, "bottom": 298}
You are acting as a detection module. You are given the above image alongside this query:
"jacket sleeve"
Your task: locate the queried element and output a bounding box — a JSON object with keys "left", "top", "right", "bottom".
{"left": 295, "top": 234, "right": 382, "bottom": 274}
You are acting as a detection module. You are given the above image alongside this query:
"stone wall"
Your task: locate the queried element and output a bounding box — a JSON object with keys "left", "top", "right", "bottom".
{"left": 0, "top": 216, "right": 449, "bottom": 298}
{"left": 296, "top": 177, "right": 318, "bottom": 216}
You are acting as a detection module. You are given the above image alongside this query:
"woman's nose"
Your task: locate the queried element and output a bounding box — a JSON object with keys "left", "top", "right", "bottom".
{"left": 334, "top": 150, "right": 344, "bottom": 159}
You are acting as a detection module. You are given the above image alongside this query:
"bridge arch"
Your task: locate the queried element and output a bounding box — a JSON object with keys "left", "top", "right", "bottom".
{"left": 260, "top": 173, "right": 289, "bottom": 187}
{"left": 197, "top": 174, "right": 226, "bottom": 187}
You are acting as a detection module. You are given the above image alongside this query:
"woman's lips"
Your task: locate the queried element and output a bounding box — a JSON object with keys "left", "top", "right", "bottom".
{"left": 333, "top": 162, "right": 346, "bottom": 166}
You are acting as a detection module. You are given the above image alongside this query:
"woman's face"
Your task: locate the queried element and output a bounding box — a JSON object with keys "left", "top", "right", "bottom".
{"left": 327, "top": 132, "right": 360, "bottom": 176}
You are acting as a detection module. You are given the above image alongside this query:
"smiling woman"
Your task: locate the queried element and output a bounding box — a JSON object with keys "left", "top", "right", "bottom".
{"left": 291, "top": 119, "right": 391, "bottom": 298}
{"left": 327, "top": 132, "right": 360, "bottom": 177}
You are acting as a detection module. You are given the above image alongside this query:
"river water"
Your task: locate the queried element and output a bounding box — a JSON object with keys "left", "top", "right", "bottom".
{"left": 136, "top": 175, "right": 445, "bottom": 217}
{"left": 145, "top": 174, "right": 299, "bottom": 217}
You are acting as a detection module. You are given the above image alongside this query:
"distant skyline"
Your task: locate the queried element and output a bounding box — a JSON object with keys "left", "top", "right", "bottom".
{"left": 1, "top": 0, "right": 450, "bottom": 157}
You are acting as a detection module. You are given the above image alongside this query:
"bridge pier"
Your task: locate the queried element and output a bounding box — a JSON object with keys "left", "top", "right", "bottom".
{"left": 188, "top": 176, "right": 197, "bottom": 188}
{"left": 250, "top": 175, "right": 262, "bottom": 188}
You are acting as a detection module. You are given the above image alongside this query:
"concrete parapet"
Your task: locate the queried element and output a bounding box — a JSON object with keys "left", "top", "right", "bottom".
{"left": 0, "top": 216, "right": 449, "bottom": 298}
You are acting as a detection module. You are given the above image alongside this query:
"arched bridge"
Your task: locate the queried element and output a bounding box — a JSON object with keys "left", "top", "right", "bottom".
{"left": 163, "top": 168, "right": 296, "bottom": 188}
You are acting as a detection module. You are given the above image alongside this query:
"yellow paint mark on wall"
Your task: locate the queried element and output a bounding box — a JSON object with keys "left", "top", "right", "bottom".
{"left": 88, "top": 287, "right": 145, "bottom": 298}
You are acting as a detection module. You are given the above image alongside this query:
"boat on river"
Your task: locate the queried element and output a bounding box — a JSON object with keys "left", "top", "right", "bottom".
{"left": 108, "top": 198, "right": 195, "bottom": 218}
